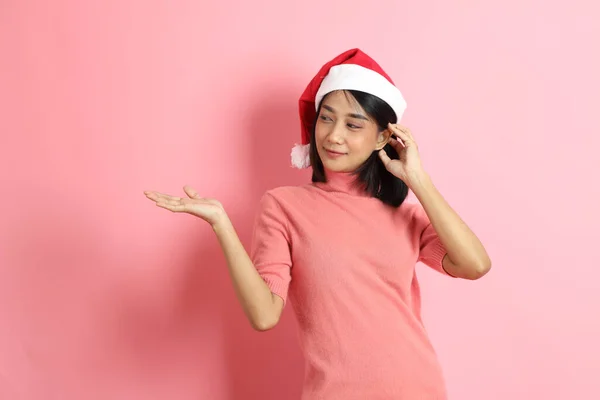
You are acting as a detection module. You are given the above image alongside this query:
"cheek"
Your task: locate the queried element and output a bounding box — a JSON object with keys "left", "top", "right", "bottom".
{"left": 347, "top": 135, "right": 376, "bottom": 155}
{"left": 314, "top": 124, "right": 327, "bottom": 146}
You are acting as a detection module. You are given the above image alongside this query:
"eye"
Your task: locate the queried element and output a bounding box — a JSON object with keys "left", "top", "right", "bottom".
{"left": 319, "top": 115, "right": 332, "bottom": 122}
{"left": 347, "top": 123, "right": 362, "bottom": 129}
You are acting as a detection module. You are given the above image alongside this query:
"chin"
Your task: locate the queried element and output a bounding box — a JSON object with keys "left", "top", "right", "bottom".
{"left": 321, "top": 160, "right": 355, "bottom": 173}
{"left": 324, "top": 165, "right": 347, "bottom": 173}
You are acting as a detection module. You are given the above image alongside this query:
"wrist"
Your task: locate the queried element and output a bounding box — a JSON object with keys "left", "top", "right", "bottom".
{"left": 406, "top": 170, "right": 431, "bottom": 191}
{"left": 211, "top": 211, "right": 232, "bottom": 233}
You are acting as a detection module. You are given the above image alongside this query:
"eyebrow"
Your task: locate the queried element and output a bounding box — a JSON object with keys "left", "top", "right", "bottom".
{"left": 322, "top": 104, "right": 369, "bottom": 121}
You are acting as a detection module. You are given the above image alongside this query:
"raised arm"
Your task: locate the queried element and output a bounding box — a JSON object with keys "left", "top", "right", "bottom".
{"left": 409, "top": 173, "right": 491, "bottom": 279}
{"left": 144, "top": 186, "right": 284, "bottom": 330}
{"left": 379, "top": 124, "right": 492, "bottom": 280}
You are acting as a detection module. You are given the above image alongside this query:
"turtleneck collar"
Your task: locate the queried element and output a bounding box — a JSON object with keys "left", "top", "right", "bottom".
{"left": 313, "top": 169, "right": 370, "bottom": 197}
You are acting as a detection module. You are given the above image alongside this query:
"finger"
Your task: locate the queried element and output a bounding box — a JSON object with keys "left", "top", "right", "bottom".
{"left": 388, "top": 136, "right": 405, "bottom": 151}
{"left": 388, "top": 125, "right": 413, "bottom": 146}
{"left": 156, "top": 201, "right": 186, "bottom": 212}
{"left": 392, "top": 123, "right": 410, "bottom": 134}
{"left": 390, "top": 123, "right": 417, "bottom": 145}
{"left": 385, "top": 128, "right": 405, "bottom": 147}
{"left": 147, "top": 193, "right": 184, "bottom": 206}
{"left": 183, "top": 185, "right": 201, "bottom": 199}
{"left": 145, "top": 191, "right": 180, "bottom": 202}
{"left": 145, "top": 192, "right": 170, "bottom": 203}
{"left": 378, "top": 149, "right": 393, "bottom": 169}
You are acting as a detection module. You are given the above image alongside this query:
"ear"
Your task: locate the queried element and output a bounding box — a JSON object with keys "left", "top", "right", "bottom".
{"left": 375, "top": 128, "right": 392, "bottom": 151}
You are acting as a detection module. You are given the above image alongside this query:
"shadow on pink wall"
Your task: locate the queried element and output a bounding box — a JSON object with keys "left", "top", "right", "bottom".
{"left": 224, "top": 86, "right": 306, "bottom": 399}
{"left": 0, "top": 83, "right": 306, "bottom": 399}
{"left": 114, "top": 85, "right": 306, "bottom": 399}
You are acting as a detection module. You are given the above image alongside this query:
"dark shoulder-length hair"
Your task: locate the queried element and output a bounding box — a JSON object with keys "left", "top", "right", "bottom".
{"left": 309, "top": 90, "right": 409, "bottom": 208}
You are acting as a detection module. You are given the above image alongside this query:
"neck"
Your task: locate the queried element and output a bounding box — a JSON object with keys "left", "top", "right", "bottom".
{"left": 317, "top": 169, "right": 369, "bottom": 196}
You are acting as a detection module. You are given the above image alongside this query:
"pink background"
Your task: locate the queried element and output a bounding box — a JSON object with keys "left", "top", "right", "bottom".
{"left": 1, "top": 1, "right": 599, "bottom": 399}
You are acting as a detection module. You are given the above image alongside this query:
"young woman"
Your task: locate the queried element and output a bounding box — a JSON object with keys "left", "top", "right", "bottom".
{"left": 144, "top": 48, "right": 491, "bottom": 399}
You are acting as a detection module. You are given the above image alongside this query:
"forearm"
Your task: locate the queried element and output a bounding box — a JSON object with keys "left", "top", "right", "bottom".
{"left": 409, "top": 172, "right": 491, "bottom": 279}
{"left": 212, "top": 216, "right": 282, "bottom": 330}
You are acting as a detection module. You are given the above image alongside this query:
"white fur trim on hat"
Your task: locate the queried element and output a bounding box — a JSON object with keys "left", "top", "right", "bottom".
{"left": 291, "top": 143, "right": 311, "bottom": 169}
{"left": 315, "top": 64, "right": 407, "bottom": 122}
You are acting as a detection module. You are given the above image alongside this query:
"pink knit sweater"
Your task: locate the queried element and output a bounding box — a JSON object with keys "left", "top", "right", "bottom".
{"left": 251, "top": 171, "right": 451, "bottom": 399}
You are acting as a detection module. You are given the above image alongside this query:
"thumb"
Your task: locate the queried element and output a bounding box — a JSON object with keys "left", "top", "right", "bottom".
{"left": 378, "top": 149, "right": 393, "bottom": 170}
{"left": 183, "top": 185, "right": 201, "bottom": 199}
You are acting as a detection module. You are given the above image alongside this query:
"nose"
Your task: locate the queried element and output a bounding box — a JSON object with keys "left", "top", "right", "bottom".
{"left": 327, "top": 122, "right": 345, "bottom": 144}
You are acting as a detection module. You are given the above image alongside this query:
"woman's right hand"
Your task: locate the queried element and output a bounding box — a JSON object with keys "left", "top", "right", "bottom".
{"left": 144, "top": 185, "right": 226, "bottom": 227}
{"left": 146, "top": 185, "right": 283, "bottom": 330}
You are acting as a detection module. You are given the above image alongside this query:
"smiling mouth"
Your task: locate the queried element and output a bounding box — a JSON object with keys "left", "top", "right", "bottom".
{"left": 324, "top": 149, "right": 346, "bottom": 155}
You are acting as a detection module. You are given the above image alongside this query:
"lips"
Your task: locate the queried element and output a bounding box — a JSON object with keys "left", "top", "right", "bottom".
{"left": 324, "top": 149, "right": 346, "bottom": 155}
{"left": 323, "top": 148, "right": 347, "bottom": 160}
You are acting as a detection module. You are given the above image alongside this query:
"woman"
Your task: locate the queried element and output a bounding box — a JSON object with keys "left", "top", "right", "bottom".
{"left": 145, "top": 48, "right": 491, "bottom": 399}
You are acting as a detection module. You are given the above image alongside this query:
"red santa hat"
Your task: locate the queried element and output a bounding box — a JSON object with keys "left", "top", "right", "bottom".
{"left": 292, "top": 48, "right": 407, "bottom": 169}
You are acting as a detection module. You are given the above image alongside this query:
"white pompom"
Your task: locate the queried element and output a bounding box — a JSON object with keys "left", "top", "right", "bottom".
{"left": 290, "top": 143, "right": 311, "bottom": 169}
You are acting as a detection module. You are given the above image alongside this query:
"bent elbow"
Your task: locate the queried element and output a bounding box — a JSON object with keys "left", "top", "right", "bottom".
{"left": 250, "top": 313, "right": 280, "bottom": 332}
{"left": 468, "top": 258, "right": 492, "bottom": 280}
{"left": 251, "top": 320, "right": 276, "bottom": 332}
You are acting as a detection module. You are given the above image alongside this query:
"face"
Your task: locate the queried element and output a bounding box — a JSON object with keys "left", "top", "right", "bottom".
{"left": 315, "top": 91, "right": 391, "bottom": 173}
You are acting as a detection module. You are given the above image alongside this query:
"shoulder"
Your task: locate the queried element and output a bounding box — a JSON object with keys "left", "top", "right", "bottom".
{"left": 256, "top": 184, "right": 323, "bottom": 221}
{"left": 388, "top": 197, "right": 429, "bottom": 224}
{"left": 261, "top": 183, "right": 318, "bottom": 205}
{"left": 398, "top": 197, "right": 421, "bottom": 215}
{"left": 396, "top": 197, "right": 432, "bottom": 228}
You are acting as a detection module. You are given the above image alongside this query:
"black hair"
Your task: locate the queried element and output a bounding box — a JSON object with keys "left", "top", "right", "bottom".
{"left": 309, "top": 90, "right": 409, "bottom": 208}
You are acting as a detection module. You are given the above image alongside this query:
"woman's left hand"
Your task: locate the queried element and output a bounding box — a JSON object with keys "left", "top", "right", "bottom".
{"left": 378, "top": 123, "right": 427, "bottom": 187}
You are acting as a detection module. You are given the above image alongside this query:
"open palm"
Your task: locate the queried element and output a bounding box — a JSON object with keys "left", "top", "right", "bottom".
{"left": 144, "top": 185, "right": 225, "bottom": 226}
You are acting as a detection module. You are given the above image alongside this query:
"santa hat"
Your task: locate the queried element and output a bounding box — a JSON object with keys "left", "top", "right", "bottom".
{"left": 292, "top": 48, "right": 407, "bottom": 169}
